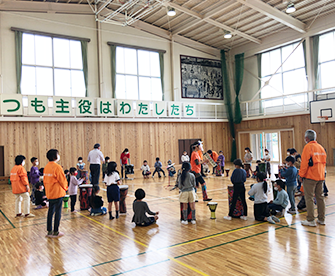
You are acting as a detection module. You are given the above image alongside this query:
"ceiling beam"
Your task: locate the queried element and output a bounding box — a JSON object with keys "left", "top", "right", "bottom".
{"left": 158, "top": 0, "right": 261, "bottom": 44}
{"left": 235, "top": 0, "right": 306, "bottom": 33}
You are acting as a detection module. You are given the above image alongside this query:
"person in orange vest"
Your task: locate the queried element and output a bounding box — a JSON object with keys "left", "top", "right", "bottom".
{"left": 43, "top": 149, "right": 68, "bottom": 238}
{"left": 299, "top": 129, "right": 327, "bottom": 227}
{"left": 10, "top": 155, "right": 35, "bottom": 218}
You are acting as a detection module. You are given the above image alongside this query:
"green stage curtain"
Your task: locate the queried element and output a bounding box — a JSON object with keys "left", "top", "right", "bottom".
{"left": 159, "top": 52, "right": 164, "bottom": 100}
{"left": 110, "top": 45, "right": 117, "bottom": 98}
{"left": 221, "top": 50, "right": 236, "bottom": 161}
{"left": 80, "top": 40, "right": 88, "bottom": 97}
{"left": 15, "top": 31, "right": 23, "bottom": 94}
{"left": 234, "top": 53, "right": 244, "bottom": 124}
{"left": 312, "top": 36, "right": 320, "bottom": 89}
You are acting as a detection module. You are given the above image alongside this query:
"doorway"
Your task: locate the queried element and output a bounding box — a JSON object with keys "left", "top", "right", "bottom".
{"left": 0, "top": 146, "right": 4, "bottom": 176}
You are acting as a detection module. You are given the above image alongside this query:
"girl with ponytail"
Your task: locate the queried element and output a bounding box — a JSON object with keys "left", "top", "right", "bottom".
{"left": 248, "top": 172, "right": 280, "bottom": 224}
{"left": 178, "top": 162, "right": 197, "bottom": 225}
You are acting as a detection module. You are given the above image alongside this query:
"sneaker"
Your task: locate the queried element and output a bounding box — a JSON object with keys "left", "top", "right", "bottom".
{"left": 301, "top": 220, "right": 317, "bottom": 227}
{"left": 191, "top": 220, "right": 196, "bottom": 225}
{"left": 25, "top": 213, "right": 35, "bottom": 218}
{"left": 203, "top": 198, "right": 212, "bottom": 202}
{"left": 152, "top": 175, "right": 154, "bottom": 178}
{"left": 15, "top": 214, "right": 24, "bottom": 218}
{"left": 267, "top": 216, "right": 275, "bottom": 224}
{"left": 71, "top": 210, "right": 77, "bottom": 213}
{"left": 276, "top": 211, "right": 283, "bottom": 217}
{"left": 287, "top": 210, "right": 297, "bottom": 214}
{"left": 52, "top": 231, "right": 64, "bottom": 238}
{"left": 195, "top": 200, "right": 199, "bottom": 203}
{"left": 317, "top": 219, "right": 326, "bottom": 225}
{"left": 46, "top": 231, "right": 53, "bottom": 238}
{"left": 324, "top": 193, "right": 328, "bottom": 197}
{"left": 271, "top": 216, "right": 280, "bottom": 223}
{"left": 224, "top": 216, "right": 232, "bottom": 220}
{"left": 31, "top": 203, "right": 36, "bottom": 206}
{"left": 181, "top": 220, "right": 188, "bottom": 225}
{"left": 240, "top": 216, "right": 248, "bottom": 221}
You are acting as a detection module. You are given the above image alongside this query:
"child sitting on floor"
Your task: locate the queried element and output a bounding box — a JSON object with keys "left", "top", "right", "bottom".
{"left": 34, "top": 182, "right": 48, "bottom": 209}
{"left": 140, "top": 160, "right": 151, "bottom": 179}
{"left": 167, "top": 160, "right": 176, "bottom": 177}
{"left": 248, "top": 172, "right": 279, "bottom": 224}
{"left": 132, "top": 188, "right": 159, "bottom": 226}
{"left": 268, "top": 179, "right": 289, "bottom": 217}
{"left": 90, "top": 186, "right": 107, "bottom": 216}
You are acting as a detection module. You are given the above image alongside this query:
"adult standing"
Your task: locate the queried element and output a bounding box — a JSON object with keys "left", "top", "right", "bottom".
{"left": 87, "top": 143, "right": 104, "bottom": 186}
{"left": 120, "top": 148, "right": 130, "bottom": 179}
{"left": 299, "top": 130, "right": 327, "bottom": 227}
{"left": 44, "top": 149, "right": 68, "bottom": 237}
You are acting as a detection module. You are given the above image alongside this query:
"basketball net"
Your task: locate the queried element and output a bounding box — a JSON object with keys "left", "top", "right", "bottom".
{"left": 317, "top": 116, "right": 328, "bottom": 126}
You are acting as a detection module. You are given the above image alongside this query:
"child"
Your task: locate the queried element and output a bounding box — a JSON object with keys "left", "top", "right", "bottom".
{"left": 90, "top": 186, "right": 107, "bottom": 216}
{"left": 181, "top": 151, "right": 190, "bottom": 163}
{"left": 268, "top": 179, "right": 289, "bottom": 217}
{"left": 248, "top": 172, "right": 278, "bottom": 224}
{"left": 76, "top": 157, "right": 86, "bottom": 179}
{"left": 64, "top": 170, "right": 70, "bottom": 186}
{"left": 279, "top": 156, "right": 298, "bottom": 214}
{"left": 244, "top": 147, "right": 253, "bottom": 178}
{"left": 252, "top": 160, "right": 262, "bottom": 179}
{"left": 132, "top": 188, "right": 159, "bottom": 226}
{"left": 102, "top": 156, "right": 110, "bottom": 180}
{"left": 34, "top": 182, "right": 48, "bottom": 209}
{"left": 224, "top": 159, "right": 247, "bottom": 221}
{"left": 44, "top": 149, "right": 68, "bottom": 237}
{"left": 104, "top": 161, "right": 121, "bottom": 219}
{"left": 141, "top": 160, "right": 151, "bottom": 179}
{"left": 262, "top": 149, "right": 271, "bottom": 178}
{"left": 217, "top": 151, "right": 225, "bottom": 175}
{"left": 68, "top": 167, "right": 84, "bottom": 213}
{"left": 10, "top": 155, "right": 35, "bottom": 218}
{"left": 167, "top": 160, "right": 176, "bottom": 177}
{"left": 152, "top": 157, "right": 166, "bottom": 178}
{"left": 178, "top": 162, "right": 197, "bottom": 225}
{"left": 29, "top": 157, "right": 42, "bottom": 205}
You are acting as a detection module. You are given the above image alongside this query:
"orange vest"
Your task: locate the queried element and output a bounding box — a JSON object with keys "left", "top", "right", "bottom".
{"left": 43, "top": 161, "right": 68, "bottom": 199}
{"left": 299, "top": 141, "right": 326, "bottom": 181}
{"left": 10, "top": 165, "right": 29, "bottom": 194}
{"left": 197, "top": 150, "right": 203, "bottom": 161}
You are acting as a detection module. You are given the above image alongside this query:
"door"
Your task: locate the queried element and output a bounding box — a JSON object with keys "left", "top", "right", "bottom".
{"left": 0, "top": 146, "right": 4, "bottom": 176}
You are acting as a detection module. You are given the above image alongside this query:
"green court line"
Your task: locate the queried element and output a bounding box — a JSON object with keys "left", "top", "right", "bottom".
{"left": 288, "top": 226, "right": 335, "bottom": 239}
{"left": 110, "top": 259, "right": 169, "bottom": 276}
{"left": 0, "top": 209, "right": 15, "bottom": 228}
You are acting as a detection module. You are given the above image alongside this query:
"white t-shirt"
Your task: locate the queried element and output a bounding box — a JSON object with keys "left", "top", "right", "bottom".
{"left": 248, "top": 182, "right": 268, "bottom": 204}
{"left": 181, "top": 155, "right": 190, "bottom": 162}
{"left": 141, "top": 165, "right": 150, "bottom": 172}
{"left": 104, "top": 172, "right": 120, "bottom": 186}
{"left": 264, "top": 153, "right": 271, "bottom": 162}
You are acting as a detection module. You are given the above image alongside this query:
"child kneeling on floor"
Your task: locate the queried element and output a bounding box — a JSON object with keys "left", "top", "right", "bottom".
{"left": 132, "top": 188, "right": 159, "bottom": 226}
{"left": 90, "top": 186, "right": 107, "bottom": 216}
{"left": 34, "top": 182, "right": 48, "bottom": 209}
{"left": 248, "top": 172, "right": 279, "bottom": 224}
{"left": 268, "top": 179, "right": 289, "bottom": 217}
{"left": 179, "top": 162, "right": 197, "bottom": 225}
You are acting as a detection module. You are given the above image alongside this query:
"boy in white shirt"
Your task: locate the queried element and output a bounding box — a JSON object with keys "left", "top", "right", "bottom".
{"left": 141, "top": 160, "right": 151, "bottom": 179}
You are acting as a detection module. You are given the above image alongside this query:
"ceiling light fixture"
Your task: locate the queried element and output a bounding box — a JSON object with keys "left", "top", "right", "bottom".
{"left": 224, "top": 32, "right": 232, "bottom": 39}
{"left": 286, "top": 2, "right": 296, "bottom": 13}
{"left": 167, "top": 7, "right": 176, "bottom": 16}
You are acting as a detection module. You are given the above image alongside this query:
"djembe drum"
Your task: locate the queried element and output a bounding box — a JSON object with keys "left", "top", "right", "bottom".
{"left": 125, "top": 165, "right": 134, "bottom": 175}
{"left": 228, "top": 185, "right": 244, "bottom": 218}
{"left": 81, "top": 170, "right": 89, "bottom": 184}
{"left": 258, "top": 162, "right": 266, "bottom": 173}
{"left": 207, "top": 202, "right": 218, "bottom": 219}
{"left": 79, "top": 184, "right": 93, "bottom": 210}
{"left": 225, "top": 168, "right": 230, "bottom": 177}
{"left": 63, "top": 195, "right": 70, "bottom": 208}
{"left": 119, "top": 185, "right": 129, "bottom": 214}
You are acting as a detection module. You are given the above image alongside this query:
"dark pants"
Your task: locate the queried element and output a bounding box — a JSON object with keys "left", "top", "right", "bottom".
{"left": 254, "top": 202, "right": 270, "bottom": 221}
{"left": 47, "top": 197, "right": 63, "bottom": 233}
{"left": 90, "top": 164, "right": 100, "bottom": 185}
{"left": 268, "top": 203, "right": 284, "bottom": 215}
{"left": 70, "top": 195, "right": 77, "bottom": 212}
{"left": 153, "top": 167, "right": 165, "bottom": 177}
{"left": 229, "top": 185, "right": 247, "bottom": 217}
{"left": 121, "top": 164, "right": 128, "bottom": 179}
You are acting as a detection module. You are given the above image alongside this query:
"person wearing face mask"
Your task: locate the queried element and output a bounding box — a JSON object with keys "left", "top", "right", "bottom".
{"left": 10, "top": 155, "right": 35, "bottom": 218}
{"left": 120, "top": 148, "right": 131, "bottom": 179}
{"left": 68, "top": 167, "right": 85, "bottom": 213}
{"left": 76, "top": 157, "right": 86, "bottom": 179}
{"left": 88, "top": 144, "right": 105, "bottom": 186}
{"left": 29, "top": 157, "right": 42, "bottom": 205}
{"left": 299, "top": 129, "right": 327, "bottom": 227}
{"left": 43, "top": 149, "right": 68, "bottom": 238}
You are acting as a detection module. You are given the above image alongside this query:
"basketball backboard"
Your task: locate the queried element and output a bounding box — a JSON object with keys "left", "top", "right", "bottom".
{"left": 310, "top": 99, "right": 335, "bottom": 124}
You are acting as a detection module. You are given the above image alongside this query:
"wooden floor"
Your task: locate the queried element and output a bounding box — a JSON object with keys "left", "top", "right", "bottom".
{"left": 0, "top": 163, "right": 334, "bottom": 276}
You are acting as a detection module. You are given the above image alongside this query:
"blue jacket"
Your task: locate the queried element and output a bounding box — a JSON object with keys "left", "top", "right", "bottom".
{"left": 231, "top": 168, "right": 246, "bottom": 185}
{"left": 280, "top": 166, "right": 298, "bottom": 187}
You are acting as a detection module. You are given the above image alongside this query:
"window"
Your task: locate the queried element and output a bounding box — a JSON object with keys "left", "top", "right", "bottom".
{"left": 260, "top": 42, "right": 307, "bottom": 107}
{"left": 318, "top": 31, "right": 335, "bottom": 90}
{"left": 115, "top": 46, "right": 162, "bottom": 101}
{"left": 21, "top": 33, "right": 85, "bottom": 97}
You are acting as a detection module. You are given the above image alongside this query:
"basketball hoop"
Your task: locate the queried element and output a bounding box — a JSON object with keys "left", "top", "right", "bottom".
{"left": 317, "top": 116, "right": 329, "bottom": 126}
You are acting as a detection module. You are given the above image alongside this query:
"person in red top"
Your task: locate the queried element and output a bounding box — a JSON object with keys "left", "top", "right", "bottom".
{"left": 10, "top": 155, "right": 35, "bottom": 218}
{"left": 299, "top": 129, "right": 327, "bottom": 227}
{"left": 190, "top": 142, "right": 212, "bottom": 201}
{"left": 120, "top": 148, "right": 131, "bottom": 179}
{"left": 44, "top": 149, "right": 68, "bottom": 238}
{"left": 207, "top": 150, "right": 219, "bottom": 174}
